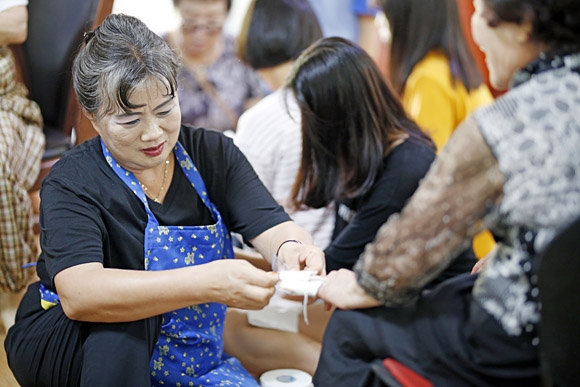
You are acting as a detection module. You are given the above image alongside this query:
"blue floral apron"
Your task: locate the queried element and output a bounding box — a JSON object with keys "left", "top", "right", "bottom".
{"left": 39, "top": 140, "right": 258, "bottom": 386}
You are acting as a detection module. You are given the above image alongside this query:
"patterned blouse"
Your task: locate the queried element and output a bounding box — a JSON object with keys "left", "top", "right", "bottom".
{"left": 354, "top": 51, "right": 580, "bottom": 340}
{"left": 176, "top": 36, "right": 268, "bottom": 133}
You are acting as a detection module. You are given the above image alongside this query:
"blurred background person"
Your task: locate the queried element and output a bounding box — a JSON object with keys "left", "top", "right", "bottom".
{"left": 165, "top": 0, "right": 268, "bottom": 134}
{"left": 380, "top": 0, "right": 496, "bottom": 259}
{"left": 309, "top": 0, "right": 382, "bottom": 63}
{"left": 0, "top": 0, "right": 44, "bottom": 332}
{"left": 381, "top": 0, "right": 493, "bottom": 150}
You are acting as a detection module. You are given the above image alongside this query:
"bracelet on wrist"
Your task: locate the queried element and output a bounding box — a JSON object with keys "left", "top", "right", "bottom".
{"left": 275, "top": 239, "right": 302, "bottom": 258}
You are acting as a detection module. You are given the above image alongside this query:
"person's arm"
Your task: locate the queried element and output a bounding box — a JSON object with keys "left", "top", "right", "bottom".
{"left": 207, "top": 129, "right": 325, "bottom": 274}
{"left": 0, "top": 5, "right": 28, "bottom": 45}
{"left": 352, "top": 0, "right": 380, "bottom": 62}
{"left": 250, "top": 220, "right": 325, "bottom": 275}
{"left": 318, "top": 115, "right": 504, "bottom": 308}
{"left": 55, "top": 259, "right": 279, "bottom": 323}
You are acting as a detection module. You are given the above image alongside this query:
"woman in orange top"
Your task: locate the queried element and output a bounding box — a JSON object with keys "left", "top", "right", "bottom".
{"left": 381, "top": 0, "right": 495, "bottom": 258}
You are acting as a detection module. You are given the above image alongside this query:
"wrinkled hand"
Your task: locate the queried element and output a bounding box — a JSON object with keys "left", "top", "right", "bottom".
{"left": 208, "top": 260, "right": 279, "bottom": 310}
{"left": 471, "top": 256, "right": 489, "bottom": 274}
{"left": 317, "top": 269, "right": 380, "bottom": 310}
{"left": 276, "top": 242, "right": 326, "bottom": 275}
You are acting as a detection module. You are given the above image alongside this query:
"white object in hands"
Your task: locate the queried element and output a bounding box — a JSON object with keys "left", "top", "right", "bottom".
{"left": 277, "top": 270, "right": 324, "bottom": 297}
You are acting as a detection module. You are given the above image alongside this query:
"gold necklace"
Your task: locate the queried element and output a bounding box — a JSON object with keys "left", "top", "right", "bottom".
{"left": 139, "top": 159, "right": 170, "bottom": 203}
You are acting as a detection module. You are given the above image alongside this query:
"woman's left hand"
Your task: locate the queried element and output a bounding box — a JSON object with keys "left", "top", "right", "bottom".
{"left": 317, "top": 269, "right": 381, "bottom": 309}
{"left": 276, "top": 241, "right": 325, "bottom": 275}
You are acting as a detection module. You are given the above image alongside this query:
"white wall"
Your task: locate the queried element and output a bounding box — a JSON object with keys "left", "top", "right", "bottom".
{"left": 112, "top": 0, "right": 252, "bottom": 37}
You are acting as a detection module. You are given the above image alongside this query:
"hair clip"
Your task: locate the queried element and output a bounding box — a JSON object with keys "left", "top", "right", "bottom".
{"left": 83, "top": 31, "right": 95, "bottom": 44}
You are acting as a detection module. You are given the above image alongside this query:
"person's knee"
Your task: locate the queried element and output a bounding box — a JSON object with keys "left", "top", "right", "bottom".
{"left": 323, "top": 309, "right": 361, "bottom": 347}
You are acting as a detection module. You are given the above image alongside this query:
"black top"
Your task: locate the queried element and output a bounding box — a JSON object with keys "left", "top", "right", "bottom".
{"left": 36, "top": 125, "right": 290, "bottom": 290}
{"left": 325, "top": 138, "right": 436, "bottom": 272}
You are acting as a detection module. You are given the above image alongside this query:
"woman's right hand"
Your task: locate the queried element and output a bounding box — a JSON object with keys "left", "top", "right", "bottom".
{"left": 54, "top": 260, "right": 279, "bottom": 322}
{"left": 317, "top": 269, "right": 380, "bottom": 310}
{"left": 208, "top": 259, "right": 279, "bottom": 310}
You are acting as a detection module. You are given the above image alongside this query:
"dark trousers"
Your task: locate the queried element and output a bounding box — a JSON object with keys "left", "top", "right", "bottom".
{"left": 313, "top": 274, "right": 540, "bottom": 387}
{"left": 5, "top": 282, "right": 161, "bottom": 387}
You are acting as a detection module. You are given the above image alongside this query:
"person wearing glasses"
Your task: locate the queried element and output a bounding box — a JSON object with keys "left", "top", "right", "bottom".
{"left": 164, "top": 0, "right": 267, "bottom": 134}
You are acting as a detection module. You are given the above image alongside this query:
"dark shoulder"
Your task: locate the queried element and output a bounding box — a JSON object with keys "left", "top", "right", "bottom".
{"left": 46, "top": 136, "right": 106, "bottom": 182}
{"left": 178, "top": 124, "right": 237, "bottom": 163}
{"left": 177, "top": 125, "right": 244, "bottom": 185}
{"left": 386, "top": 136, "right": 436, "bottom": 169}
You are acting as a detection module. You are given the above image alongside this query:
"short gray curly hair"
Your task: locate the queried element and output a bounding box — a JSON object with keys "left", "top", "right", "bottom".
{"left": 72, "top": 13, "right": 180, "bottom": 119}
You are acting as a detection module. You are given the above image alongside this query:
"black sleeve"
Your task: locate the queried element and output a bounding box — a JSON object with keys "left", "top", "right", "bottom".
{"left": 324, "top": 141, "right": 436, "bottom": 272}
{"left": 181, "top": 127, "right": 291, "bottom": 241}
{"left": 37, "top": 139, "right": 149, "bottom": 287}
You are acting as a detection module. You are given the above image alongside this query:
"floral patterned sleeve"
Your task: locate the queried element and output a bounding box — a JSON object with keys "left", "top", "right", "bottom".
{"left": 354, "top": 115, "right": 505, "bottom": 305}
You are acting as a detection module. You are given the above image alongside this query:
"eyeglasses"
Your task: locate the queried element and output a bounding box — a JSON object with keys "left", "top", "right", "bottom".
{"left": 181, "top": 20, "right": 223, "bottom": 34}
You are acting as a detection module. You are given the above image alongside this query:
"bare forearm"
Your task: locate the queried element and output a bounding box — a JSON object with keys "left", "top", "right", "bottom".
{"left": 55, "top": 260, "right": 277, "bottom": 322}
{"left": 234, "top": 246, "right": 271, "bottom": 271}
{"left": 55, "top": 264, "right": 218, "bottom": 322}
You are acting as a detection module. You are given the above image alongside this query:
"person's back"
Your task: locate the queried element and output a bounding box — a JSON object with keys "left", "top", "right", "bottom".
{"left": 0, "top": 0, "right": 44, "bottom": 332}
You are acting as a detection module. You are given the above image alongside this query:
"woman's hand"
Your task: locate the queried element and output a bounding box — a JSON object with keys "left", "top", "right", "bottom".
{"left": 317, "top": 269, "right": 380, "bottom": 310}
{"left": 471, "top": 256, "right": 489, "bottom": 274}
{"left": 54, "top": 260, "right": 279, "bottom": 322}
{"left": 209, "top": 259, "right": 279, "bottom": 310}
{"left": 250, "top": 221, "right": 326, "bottom": 275}
{"left": 276, "top": 241, "right": 325, "bottom": 275}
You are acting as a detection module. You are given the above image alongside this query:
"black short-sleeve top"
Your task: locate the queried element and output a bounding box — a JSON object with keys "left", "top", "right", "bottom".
{"left": 36, "top": 125, "right": 290, "bottom": 291}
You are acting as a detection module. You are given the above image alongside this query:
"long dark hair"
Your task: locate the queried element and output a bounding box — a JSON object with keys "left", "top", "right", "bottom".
{"left": 286, "top": 37, "right": 433, "bottom": 209}
{"left": 381, "top": 0, "right": 484, "bottom": 94}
